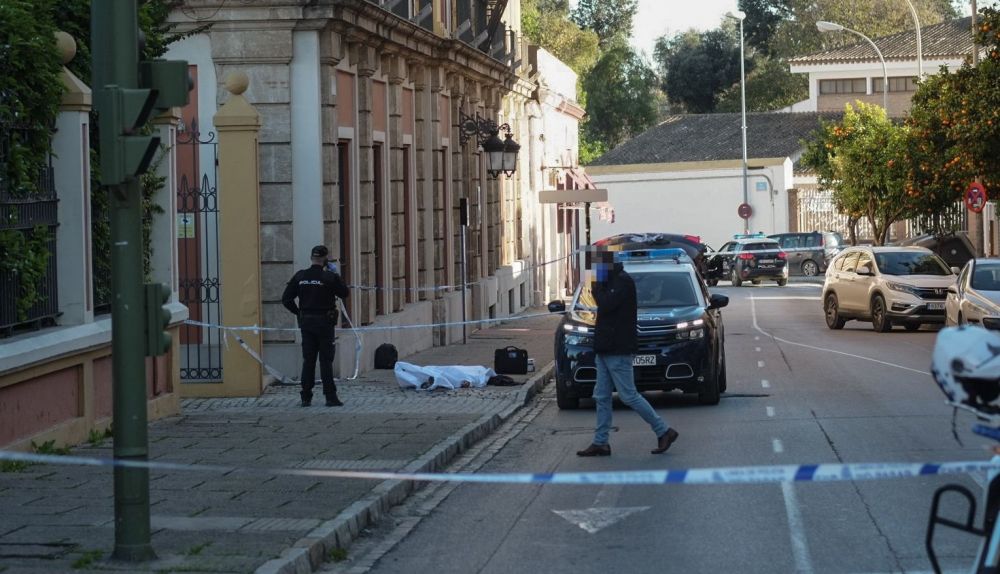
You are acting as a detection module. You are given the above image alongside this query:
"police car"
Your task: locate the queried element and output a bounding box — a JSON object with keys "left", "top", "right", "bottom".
{"left": 705, "top": 233, "right": 789, "bottom": 287}
{"left": 548, "top": 248, "right": 730, "bottom": 409}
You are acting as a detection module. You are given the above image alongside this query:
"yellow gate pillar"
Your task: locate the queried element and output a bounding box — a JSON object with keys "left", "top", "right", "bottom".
{"left": 213, "top": 72, "right": 264, "bottom": 396}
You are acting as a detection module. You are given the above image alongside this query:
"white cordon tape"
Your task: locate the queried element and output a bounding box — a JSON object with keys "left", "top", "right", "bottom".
{"left": 0, "top": 450, "right": 995, "bottom": 486}
{"left": 337, "top": 298, "right": 361, "bottom": 381}
{"left": 184, "top": 310, "right": 565, "bottom": 334}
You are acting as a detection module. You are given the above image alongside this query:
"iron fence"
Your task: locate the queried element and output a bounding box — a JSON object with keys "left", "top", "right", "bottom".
{"left": 0, "top": 125, "right": 59, "bottom": 336}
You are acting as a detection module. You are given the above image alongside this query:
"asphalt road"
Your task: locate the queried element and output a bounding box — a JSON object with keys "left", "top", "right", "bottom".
{"left": 328, "top": 283, "right": 992, "bottom": 574}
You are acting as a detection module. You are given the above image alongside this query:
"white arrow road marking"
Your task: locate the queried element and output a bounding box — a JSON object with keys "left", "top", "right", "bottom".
{"left": 553, "top": 507, "right": 651, "bottom": 534}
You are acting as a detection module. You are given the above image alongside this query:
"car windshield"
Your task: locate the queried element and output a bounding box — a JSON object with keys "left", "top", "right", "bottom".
{"left": 973, "top": 263, "right": 1000, "bottom": 290}
{"left": 576, "top": 270, "right": 699, "bottom": 309}
{"left": 873, "top": 251, "right": 951, "bottom": 276}
{"left": 744, "top": 242, "right": 779, "bottom": 253}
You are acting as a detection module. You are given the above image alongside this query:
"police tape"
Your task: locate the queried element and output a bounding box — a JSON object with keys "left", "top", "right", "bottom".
{"left": 0, "top": 449, "right": 995, "bottom": 486}
{"left": 183, "top": 310, "right": 565, "bottom": 334}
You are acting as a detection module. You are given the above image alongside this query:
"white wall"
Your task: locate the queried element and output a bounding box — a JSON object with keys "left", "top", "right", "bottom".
{"left": 589, "top": 160, "right": 794, "bottom": 250}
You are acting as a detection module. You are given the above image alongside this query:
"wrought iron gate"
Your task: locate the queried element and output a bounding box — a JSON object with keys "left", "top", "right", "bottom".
{"left": 176, "top": 121, "right": 223, "bottom": 382}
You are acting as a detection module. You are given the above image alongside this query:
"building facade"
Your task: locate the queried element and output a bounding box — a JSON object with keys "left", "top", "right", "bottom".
{"left": 166, "top": 0, "right": 584, "bottom": 389}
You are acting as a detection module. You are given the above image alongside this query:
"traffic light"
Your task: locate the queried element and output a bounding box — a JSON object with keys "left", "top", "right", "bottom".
{"left": 140, "top": 59, "right": 191, "bottom": 111}
{"left": 98, "top": 86, "right": 161, "bottom": 186}
{"left": 144, "top": 283, "right": 172, "bottom": 357}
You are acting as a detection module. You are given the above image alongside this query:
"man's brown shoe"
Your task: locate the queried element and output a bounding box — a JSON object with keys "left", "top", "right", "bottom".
{"left": 576, "top": 444, "right": 611, "bottom": 457}
{"left": 652, "top": 428, "right": 679, "bottom": 454}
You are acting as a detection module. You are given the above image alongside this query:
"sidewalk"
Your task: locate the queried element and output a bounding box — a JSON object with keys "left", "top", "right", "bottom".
{"left": 0, "top": 310, "right": 560, "bottom": 574}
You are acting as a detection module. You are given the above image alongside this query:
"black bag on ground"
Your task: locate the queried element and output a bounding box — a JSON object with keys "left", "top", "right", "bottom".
{"left": 494, "top": 346, "right": 528, "bottom": 375}
{"left": 488, "top": 374, "right": 521, "bottom": 386}
{"left": 374, "top": 343, "right": 398, "bottom": 369}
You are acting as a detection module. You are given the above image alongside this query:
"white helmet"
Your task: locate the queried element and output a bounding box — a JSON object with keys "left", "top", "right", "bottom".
{"left": 931, "top": 326, "right": 1000, "bottom": 422}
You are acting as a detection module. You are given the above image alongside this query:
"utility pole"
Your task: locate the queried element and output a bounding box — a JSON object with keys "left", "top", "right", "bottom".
{"left": 91, "top": 0, "right": 188, "bottom": 561}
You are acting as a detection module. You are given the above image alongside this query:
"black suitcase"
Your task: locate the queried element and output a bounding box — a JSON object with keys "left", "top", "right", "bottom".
{"left": 494, "top": 346, "right": 528, "bottom": 375}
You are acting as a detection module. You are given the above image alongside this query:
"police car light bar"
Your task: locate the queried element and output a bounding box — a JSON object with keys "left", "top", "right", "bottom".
{"left": 733, "top": 232, "right": 767, "bottom": 240}
{"left": 614, "top": 248, "right": 691, "bottom": 263}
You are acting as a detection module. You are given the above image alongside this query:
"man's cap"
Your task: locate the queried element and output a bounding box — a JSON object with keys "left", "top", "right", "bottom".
{"left": 311, "top": 245, "right": 329, "bottom": 258}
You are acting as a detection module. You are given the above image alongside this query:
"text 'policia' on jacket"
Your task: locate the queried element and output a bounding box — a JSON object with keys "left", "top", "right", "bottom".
{"left": 280, "top": 265, "right": 350, "bottom": 320}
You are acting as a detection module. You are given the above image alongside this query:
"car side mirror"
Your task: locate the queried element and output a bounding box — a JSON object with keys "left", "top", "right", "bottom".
{"left": 951, "top": 266, "right": 960, "bottom": 275}
{"left": 708, "top": 294, "right": 729, "bottom": 310}
{"left": 548, "top": 300, "right": 566, "bottom": 313}
{"left": 857, "top": 265, "right": 873, "bottom": 276}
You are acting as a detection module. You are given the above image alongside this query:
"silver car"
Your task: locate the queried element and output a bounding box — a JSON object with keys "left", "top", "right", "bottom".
{"left": 945, "top": 259, "right": 1000, "bottom": 329}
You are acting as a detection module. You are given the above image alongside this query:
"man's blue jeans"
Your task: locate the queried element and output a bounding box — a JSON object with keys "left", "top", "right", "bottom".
{"left": 592, "top": 354, "right": 668, "bottom": 446}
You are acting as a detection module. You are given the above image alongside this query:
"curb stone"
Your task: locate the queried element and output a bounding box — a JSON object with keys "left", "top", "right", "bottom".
{"left": 254, "top": 361, "right": 555, "bottom": 574}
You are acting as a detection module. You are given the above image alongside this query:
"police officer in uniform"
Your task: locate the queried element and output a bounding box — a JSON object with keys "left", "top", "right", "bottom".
{"left": 282, "top": 245, "right": 350, "bottom": 407}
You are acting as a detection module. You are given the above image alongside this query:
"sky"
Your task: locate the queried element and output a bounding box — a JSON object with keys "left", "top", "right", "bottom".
{"left": 630, "top": 0, "right": 740, "bottom": 56}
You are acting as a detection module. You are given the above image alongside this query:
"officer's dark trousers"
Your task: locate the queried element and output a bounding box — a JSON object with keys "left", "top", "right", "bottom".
{"left": 299, "top": 315, "right": 337, "bottom": 401}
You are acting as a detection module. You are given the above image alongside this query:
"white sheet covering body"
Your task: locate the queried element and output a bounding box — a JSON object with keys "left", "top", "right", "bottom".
{"left": 394, "top": 361, "right": 497, "bottom": 390}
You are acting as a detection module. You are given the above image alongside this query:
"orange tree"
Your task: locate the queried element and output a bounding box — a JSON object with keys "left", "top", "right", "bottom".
{"left": 906, "top": 7, "right": 1000, "bottom": 229}
{"left": 801, "top": 102, "right": 913, "bottom": 245}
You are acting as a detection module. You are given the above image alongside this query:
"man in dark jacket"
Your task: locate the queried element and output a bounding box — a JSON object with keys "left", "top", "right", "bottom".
{"left": 282, "top": 245, "right": 350, "bottom": 407}
{"left": 577, "top": 250, "right": 679, "bottom": 456}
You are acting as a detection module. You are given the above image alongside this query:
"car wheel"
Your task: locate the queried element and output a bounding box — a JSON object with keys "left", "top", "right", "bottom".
{"left": 871, "top": 295, "right": 892, "bottom": 332}
{"left": 825, "top": 293, "right": 846, "bottom": 330}
{"left": 801, "top": 260, "right": 820, "bottom": 277}
{"left": 706, "top": 278, "right": 718, "bottom": 287}
{"left": 730, "top": 268, "right": 743, "bottom": 287}
{"left": 555, "top": 378, "right": 580, "bottom": 410}
{"left": 904, "top": 323, "right": 921, "bottom": 332}
{"left": 698, "top": 363, "right": 721, "bottom": 406}
{"left": 776, "top": 278, "right": 788, "bottom": 287}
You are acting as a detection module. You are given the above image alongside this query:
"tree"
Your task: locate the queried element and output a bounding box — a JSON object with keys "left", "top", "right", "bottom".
{"left": 740, "top": 0, "right": 958, "bottom": 59}
{"left": 655, "top": 25, "right": 746, "bottom": 114}
{"left": 715, "top": 57, "right": 807, "bottom": 113}
{"left": 522, "top": 0, "right": 600, "bottom": 75}
{"left": 571, "top": 0, "right": 638, "bottom": 49}
{"left": 801, "top": 103, "right": 913, "bottom": 245}
{"left": 582, "top": 46, "right": 658, "bottom": 149}
{"left": 904, "top": 6, "right": 1000, "bottom": 232}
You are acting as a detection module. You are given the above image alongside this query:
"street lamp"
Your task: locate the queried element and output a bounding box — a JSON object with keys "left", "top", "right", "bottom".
{"left": 726, "top": 10, "right": 749, "bottom": 234}
{"left": 459, "top": 110, "right": 521, "bottom": 179}
{"left": 817, "top": 21, "right": 888, "bottom": 111}
{"left": 902, "top": 0, "right": 923, "bottom": 77}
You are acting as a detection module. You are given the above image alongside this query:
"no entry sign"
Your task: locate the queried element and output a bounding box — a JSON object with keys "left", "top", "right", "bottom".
{"left": 738, "top": 203, "right": 753, "bottom": 220}
{"left": 966, "top": 182, "right": 988, "bottom": 214}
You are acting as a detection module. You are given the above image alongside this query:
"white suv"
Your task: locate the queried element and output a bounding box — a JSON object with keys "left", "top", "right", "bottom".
{"left": 821, "top": 246, "right": 957, "bottom": 332}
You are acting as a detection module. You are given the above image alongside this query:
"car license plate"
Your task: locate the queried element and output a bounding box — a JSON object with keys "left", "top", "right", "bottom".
{"left": 759, "top": 259, "right": 774, "bottom": 264}
{"left": 927, "top": 302, "right": 945, "bottom": 310}
{"left": 632, "top": 355, "right": 657, "bottom": 367}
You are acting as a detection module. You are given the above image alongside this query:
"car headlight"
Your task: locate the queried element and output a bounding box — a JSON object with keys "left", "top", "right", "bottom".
{"left": 674, "top": 319, "right": 705, "bottom": 340}
{"left": 562, "top": 323, "right": 593, "bottom": 335}
{"left": 886, "top": 281, "right": 919, "bottom": 296}
{"left": 565, "top": 335, "right": 594, "bottom": 346}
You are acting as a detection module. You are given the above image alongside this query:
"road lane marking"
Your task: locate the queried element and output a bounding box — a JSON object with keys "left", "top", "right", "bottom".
{"left": 766, "top": 406, "right": 775, "bottom": 417}
{"left": 755, "top": 347, "right": 761, "bottom": 352}
{"left": 552, "top": 507, "right": 651, "bottom": 534}
{"left": 782, "top": 481, "right": 815, "bottom": 574}
{"left": 761, "top": 380, "right": 771, "bottom": 388}
{"left": 758, "top": 360, "right": 766, "bottom": 368}
{"left": 755, "top": 336, "right": 760, "bottom": 341}
{"left": 773, "top": 439, "right": 784, "bottom": 453}
{"left": 750, "top": 296, "right": 927, "bottom": 376}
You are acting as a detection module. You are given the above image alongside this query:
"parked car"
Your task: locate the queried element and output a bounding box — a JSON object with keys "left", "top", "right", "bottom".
{"left": 705, "top": 234, "right": 788, "bottom": 287}
{"left": 946, "top": 258, "right": 1000, "bottom": 329}
{"left": 549, "top": 248, "right": 729, "bottom": 409}
{"left": 768, "top": 231, "right": 844, "bottom": 277}
{"left": 822, "top": 246, "right": 957, "bottom": 332}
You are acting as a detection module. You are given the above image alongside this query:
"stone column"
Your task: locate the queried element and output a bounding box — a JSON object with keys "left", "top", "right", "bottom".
{"left": 353, "top": 43, "right": 378, "bottom": 325}
{"left": 51, "top": 32, "right": 93, "bottom": 326}
{"left": 386, "top": 54, "right": 407, "bottom": 312}
{"left": 411, "top": 62, "right": 435, "bottom": 302}
{"left": 214, "top": 73, "right": 264, "bottom": 397}
{"left": 449, "top": 75, "right": 467, "bottom": 286}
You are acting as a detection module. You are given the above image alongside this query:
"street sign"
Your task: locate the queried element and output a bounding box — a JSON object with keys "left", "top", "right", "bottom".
{"left": 966, "top": 181, "right": 988, "bottom": 214}
{"left": 738, "top": 203, "right": 753, "bottom": 219}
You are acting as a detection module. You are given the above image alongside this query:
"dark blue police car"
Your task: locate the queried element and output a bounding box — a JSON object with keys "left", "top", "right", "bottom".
{"left": 548, "top": 248, "right": 729, "bottom": 409}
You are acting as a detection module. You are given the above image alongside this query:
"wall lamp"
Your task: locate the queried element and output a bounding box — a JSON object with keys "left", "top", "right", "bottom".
{"left": 458, "top": 110, "right": 520, "bottom": 179}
